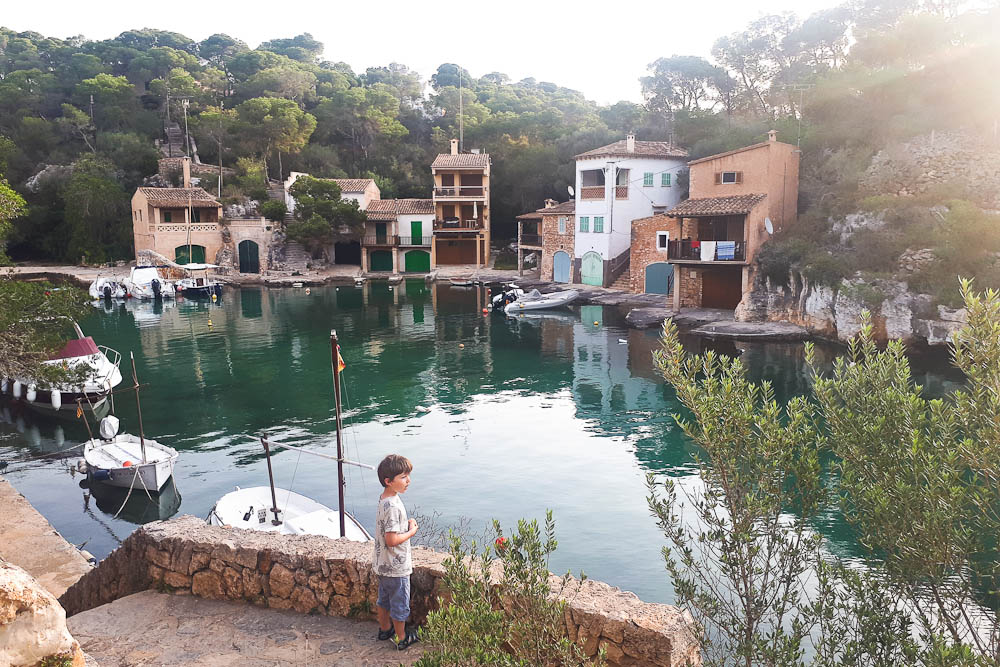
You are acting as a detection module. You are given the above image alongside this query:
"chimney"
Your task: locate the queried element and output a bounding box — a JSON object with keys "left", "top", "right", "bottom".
{"left": 182, "top": 156, "right": 192, "bottom": 188}
{"left": 544, "top": 198, "right": 557, "bottom": 208}
{"left": 768, "top": 129, "right": 778, "bottom": 142}
{"left": 450, "top": 139, "right": 459, "bottom": 155}
{"left": 626, "top": 133, "right": 635, "bottom": 153}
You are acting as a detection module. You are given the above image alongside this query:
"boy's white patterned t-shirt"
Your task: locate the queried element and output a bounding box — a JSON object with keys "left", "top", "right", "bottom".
{"left": 374, "top": 494, "right": 412, "bottom": 577}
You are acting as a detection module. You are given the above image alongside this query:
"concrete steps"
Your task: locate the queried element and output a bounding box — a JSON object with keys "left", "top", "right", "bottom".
{"left": 283, "top": 241, "right": 312, "bottom": 272}
{"left": 610, "top": 271, "right": 632, "bottom": 292}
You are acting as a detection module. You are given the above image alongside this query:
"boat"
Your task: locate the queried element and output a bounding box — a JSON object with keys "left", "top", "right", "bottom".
{"left": 449, "top": 278, "right": 476, "bottom": 287}
{"left": 207, "top": 331, "right": 373, "bottom": 543}
{"left": 81, "top": 356, "right": 178, "bottom": 492}
{"left": 88, "top": 275, "right": 127, "bottom": 300}
{"left": 124, "top": 266, "right": 176, "bottom": 300}
{"left": 491, "top": 283, "right": 525, "bottom": 312}
{"left": 176, "top": 263, "right": 224, "bottom": 298}
{"left": 1, "top": 321, "right": 123, "bottom": 414}
{"left": 503, "top": 289, "right": 580, "bottom": 315}
{"left": 354, "top": 276, "right": 366, "bottom": 286}
{"left": 387, "top": 275, "right": 403, "bottom": 285}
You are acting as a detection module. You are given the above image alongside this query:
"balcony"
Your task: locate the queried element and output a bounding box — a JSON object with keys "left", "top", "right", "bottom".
{"left": 362, "top": 235, "right": 398, "bottom": 246}
{"left": 433, "top": 186, "right": 485, "bottom": 198}
{"left": 519, "top": 234, "right": 542, "bottom": 247}
{"left": 433, "top": 219, "right": 484, "bottom": 231}
{"left": 398, "top": 235, "right": 431, "bottom": 246}
{"left": 667, "top": 239, "right": 746, "bottom": 262}
{"left": 579, "top": 185, "right": 628, "bottom": 200}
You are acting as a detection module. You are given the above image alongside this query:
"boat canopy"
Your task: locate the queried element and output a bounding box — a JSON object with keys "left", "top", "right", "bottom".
{"left": 182, "top": 263, "right": 219, "bottom": 271}
{"left": 50, "top": 336, "right": 99, "bottom": 360}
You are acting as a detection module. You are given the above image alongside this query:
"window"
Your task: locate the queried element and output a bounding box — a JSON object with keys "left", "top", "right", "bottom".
{"left": 657, "top": 231, "right": 669, "bottom": 250}
{"left": 579, "top": 216, "right": 589, "bottom": 232}
{"left": 163, "top": 211, "right": 172, "bottom": 222}
{"left": 643, "top": 172, "right": 654, "bottom": 187}
{"left": 192, "top": 209, "right": 201, "bottom": 223}
{"left": 593, "top": 216, "right": 604, "bottom": 233}
{"left": 661, "top": 173, "right": 671, "bottom": 187}
{"left": 557, "top": 216, "right": 566, "bottom": 234}
{"left": 717, "top": 171, "right": 743, "bottom": 184}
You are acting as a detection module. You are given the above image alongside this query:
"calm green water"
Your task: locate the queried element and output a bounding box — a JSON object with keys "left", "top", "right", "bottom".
{"left": 0, "top": 283, "right": 963, "bottom": 604}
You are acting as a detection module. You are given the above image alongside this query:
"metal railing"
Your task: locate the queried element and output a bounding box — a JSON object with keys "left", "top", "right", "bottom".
{"left": 398, "top": 236, "right": 430, "bottom": 246}
{"left": 433, "top": 219, "right": 483, "bottom": 230}
{"left": 362, "top": 235, "right": 398, "bottom": 246}
{"left": 434, "top": 186, "right": 485, "bottom": 197}
{"left": 667, "top": 239, "right": 746, "bottom": 262}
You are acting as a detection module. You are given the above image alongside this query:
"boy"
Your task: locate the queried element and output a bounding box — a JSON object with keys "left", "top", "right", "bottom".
{"left": 374, "top": 454, "right": 419, "bottom": 650}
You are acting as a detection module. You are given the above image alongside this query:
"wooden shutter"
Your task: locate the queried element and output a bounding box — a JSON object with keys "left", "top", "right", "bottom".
{"left": 714, "top": 172, "right": 722, "bottom": 184}
{"left": 735, "top": 171, "right": 743, "bottom": 184}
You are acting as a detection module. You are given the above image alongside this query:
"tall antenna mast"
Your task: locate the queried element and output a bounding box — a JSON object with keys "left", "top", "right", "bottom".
{"left": 458, "top": 67, "right": 464, "bottom": 152}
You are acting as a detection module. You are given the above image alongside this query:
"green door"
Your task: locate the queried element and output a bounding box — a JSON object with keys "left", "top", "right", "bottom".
{"left": 175, "top": 245, "right": 206, "bottom": 264}
{"left": 370, "top": 250, "right": 393, "bottom": 272}
{"left": 404, "top": 250, "right": 430, "bottom": 272}
{"left": 581, "top": 251, "right": 603, "bottom": 286}
{"left": 375, "top": 222, "right": 387, "bottom": 244}
{"left": 238, "top": 240, "right": 260, "bottom": 273}
{"left": 410, "top": 221, "right": 422, "bottom": 245}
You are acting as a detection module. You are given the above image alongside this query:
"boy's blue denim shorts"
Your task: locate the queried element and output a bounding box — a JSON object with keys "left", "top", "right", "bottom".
{"left": 377, "top": 575, "right": 410, "bottom": 621}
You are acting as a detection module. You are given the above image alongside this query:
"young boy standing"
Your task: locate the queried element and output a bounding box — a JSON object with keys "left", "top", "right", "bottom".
{"left": 374, "top": 454, "right": 419, "bottom": 650}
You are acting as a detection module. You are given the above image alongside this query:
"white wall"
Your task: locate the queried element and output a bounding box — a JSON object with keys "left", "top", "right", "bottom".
{"left": 574, "top": 156, "right": 686, "bottom": 260}
{"left": 283, "top": 172, "right": 372, "bottom": 212}
{"left": 397, "top": 214, "right": 434, "bottom": 243}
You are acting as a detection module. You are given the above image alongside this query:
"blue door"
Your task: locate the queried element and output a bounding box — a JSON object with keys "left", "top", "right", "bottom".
{"left": 644, "top": 262, "right": 673, "bottom": 294}
{"left": 553, "top": 251, "right": 570, "bottom": 283}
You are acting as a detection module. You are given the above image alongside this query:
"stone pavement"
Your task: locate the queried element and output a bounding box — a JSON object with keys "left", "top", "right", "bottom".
{"left": 69, "top": 591, "right": 425, "bottom": 666}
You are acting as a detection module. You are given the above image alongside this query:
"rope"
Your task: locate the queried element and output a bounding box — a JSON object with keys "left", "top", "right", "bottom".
{"left": 0, "top": 443, "right": 86, "bottom": 472}
{"left": 112, "top": 466, "right": 141, "bottom": 519}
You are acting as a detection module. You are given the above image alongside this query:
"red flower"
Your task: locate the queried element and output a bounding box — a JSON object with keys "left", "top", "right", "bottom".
{"left": 495, "top": 537, "right": 508, "bottom": 551}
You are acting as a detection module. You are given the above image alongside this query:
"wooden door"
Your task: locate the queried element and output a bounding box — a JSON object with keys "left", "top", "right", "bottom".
{"left": 701, "top": 267, "right": 742, "bottom": 309}
{"left": 644, "top": 262, "right": 672, "bottom": 294}
{"left": 375, "top": 222, "right": 387, "bottom": 244}
{"left": 553, "top": 251, "right": 571, "bottom": 283}
{"left": 238, "top": 240, "right": 260, "bottom": 273}
{"left": 581, "top": 252, "right": 603, "bottom": 286}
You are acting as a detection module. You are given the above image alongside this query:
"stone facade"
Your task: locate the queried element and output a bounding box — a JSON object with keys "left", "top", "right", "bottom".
{"left": 1, "top": 560, "right": 85, "bottom": 667}
{"left": 60, "top": 516, "right": 700, "bottom": 666}
{"left": 541, "top": 208, "right": 576, "bottom": 281}
{"left": 630, "top": 214, "right": 681, "bottom": 294}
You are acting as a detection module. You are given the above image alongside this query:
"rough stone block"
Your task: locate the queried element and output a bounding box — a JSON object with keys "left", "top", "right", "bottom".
{"left": 162, "top": 571, "right": 192, "bottom": 590}
{"left": 221, "top": 567, "right": 244, "bottom": 598}
{"left": 601, "top": 639, "right": 626, "bottom": 663}
{"left": 269, "top": 563, "right": 295, "bottom": 599}
{"left": 291, "top": 586, "right": 318, "bottom": 614}
{"left": 242, "top": 569, "right": 263, "bottom": 597}
{"left": 191, "top": 570, "right": 224, "bottom": 600}
{"left": 189, "top": 550, "right": 211, "bottom": 575}
{"left": 268, "top": 595, "right": 294, "bottom": 611}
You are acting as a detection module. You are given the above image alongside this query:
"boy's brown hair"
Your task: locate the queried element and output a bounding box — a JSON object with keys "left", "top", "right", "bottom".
{"left": 377, "top": 454, "right": 412, "bottom": 487}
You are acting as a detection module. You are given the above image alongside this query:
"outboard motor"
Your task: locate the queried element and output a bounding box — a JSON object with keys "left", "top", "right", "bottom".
{"left": 102, "top": 284, "right": 112, "bottom": 300}
{"left": 151, "top": 278, "right": 161, "bottom": 299}
{"left": 491, "top": 285, "right": 523, "bottom": 313}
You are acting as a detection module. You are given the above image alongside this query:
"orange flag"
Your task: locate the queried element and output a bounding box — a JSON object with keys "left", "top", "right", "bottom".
{"left": 337, "top": 345, "right": 346, "bottom": 372}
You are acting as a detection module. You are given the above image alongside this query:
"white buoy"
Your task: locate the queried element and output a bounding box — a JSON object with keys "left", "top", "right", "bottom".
{"left": 12, "top": 381, "right": 22, "bottom": 399}
{"left": 54, "top": 425, "right": 65, "bottom": 447}
{"left": 50, "top": 390, "right": 62, "bottom": 411}
{"left": 26, "top": 384, "right": 36, "bottom": 403}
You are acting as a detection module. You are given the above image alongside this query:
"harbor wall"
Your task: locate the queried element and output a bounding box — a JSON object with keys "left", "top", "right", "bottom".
{"left": 60, "top": 515, "right": 700, "bottom": 666}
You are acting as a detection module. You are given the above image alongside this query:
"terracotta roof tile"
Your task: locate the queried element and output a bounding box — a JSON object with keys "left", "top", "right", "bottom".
{"left": 575, "top": 140, "right": 687, "bottom": 161}
{"left": 431, "top": 153, "right": 490, "bottom": 168}
{"left": 366, "top": 198, "right": 434, "bottom": 220}
{"left": 539, "top": 200, "right": 575, "bottom": 215}
{"left": 394, "top": 199, "right": 434, "bottom": 214}
{"left": 330, "top": 178, "right": 375, "bottom": 193}
{"left": 666, "top": 193, "right": 766, "bottom": 217}
{"left": 687, "top": 141, "right": 773, "bottom": 165}
{"left": 137, "top": 187, "right": 219, "bottom": 208}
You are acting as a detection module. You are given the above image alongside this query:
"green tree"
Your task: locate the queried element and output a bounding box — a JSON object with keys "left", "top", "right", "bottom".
{"left": 73, "top": 73, "right": 136, "bottom": 131}
{"left": 62, "top": 154, "right": 130, "bottom": 263}
{"left": 0, "top": 174, "right": 27, "bottom": 264}
{"left": 641, "top": 55, "right": 730, "bottom": 112}
{"left": 285, "top": 175, "right": 365, "bottom": 252}
{"left": 234, "top": 97, "right": 316, "bottom": 180}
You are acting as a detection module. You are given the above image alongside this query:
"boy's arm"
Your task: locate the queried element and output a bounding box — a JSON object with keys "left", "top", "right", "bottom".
{"left": 384, "top": 518, "right": 418, "bottom": 547}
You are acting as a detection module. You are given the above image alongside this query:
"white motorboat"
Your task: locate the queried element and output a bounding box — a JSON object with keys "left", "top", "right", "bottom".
{"left": 125, "top": 266, "right": 176, "bottom": 300}
{"left": 491, "top": 284, "right": 524, "bottom": 312}
{"left": 88, "top": 276, "right": 127, "bottom": 300}
{"left": 208, "top": 486, "right": 372, "bottom": 541}
{"left": 84, "top": 428, "right": 178, "bottom": 492}
{"left": 2, "top": 322, "right": 123, "bottom": 414}
{"left": 449, "top": 278, "right": 476, "bottom": 287}
{"left": 176, "top": 263, "right": 223, "bottom": 298}
{"left": 503, "top": 289, "right": 580, "bottom": 314}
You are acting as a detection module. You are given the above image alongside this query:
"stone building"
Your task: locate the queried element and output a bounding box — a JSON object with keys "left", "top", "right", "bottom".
{"left": 664, "top": 130, "right": 799, "bottom": 310}
{"left": 516, "top": 200, "right": 576, "bottom": 281}
{"left": 431, "top": 139, "right": 491, "bottom": 266}
{"left": 629, "top": 213, "right": 681, "bottom": 295}
{"left": 132, "top": 157, "right": 273, "bottom": 273}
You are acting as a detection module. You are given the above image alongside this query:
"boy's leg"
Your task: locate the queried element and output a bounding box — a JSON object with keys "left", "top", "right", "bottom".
{"left": 377, "top": 604, "right": 392, "bottom": 631}
{"left": 375, "top": 576, "right": 393, "bottom": 635}
{"left": 391, "top": 577, "right": 418, "bottom": 649}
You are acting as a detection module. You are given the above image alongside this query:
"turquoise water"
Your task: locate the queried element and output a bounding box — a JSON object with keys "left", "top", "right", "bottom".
{"left": 0, "top": 282, "right": 963, "bottom": 604}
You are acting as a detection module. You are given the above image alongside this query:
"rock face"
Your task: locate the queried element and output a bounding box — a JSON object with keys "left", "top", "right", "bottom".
{"left": 60, "top": 515, "right": 701, "bottom": 666}
{"left": 0, "top": 560, "right": 84, "bottom": 667}
{"left": 737, "top": 270, "right": 966, "bottom": 346}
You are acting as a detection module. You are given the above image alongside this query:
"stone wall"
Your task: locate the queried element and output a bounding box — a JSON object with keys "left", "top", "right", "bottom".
{"left": 158, "top": 157, "right": 235, "bottom": 184}
{"left": 60, "top": 516, "right": 700, "bottom": 666}
{"left": 630, "top": 214, "right": 680, "bottom": 294}
{"left": 540, "top": 212, "right": 575, "bottom": 281}
{"left": 1, "top": 560, "right": 85, "bottom": 667}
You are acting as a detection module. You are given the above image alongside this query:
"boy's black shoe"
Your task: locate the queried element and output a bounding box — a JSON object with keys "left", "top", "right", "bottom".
{"left": 396, "top": 631, "right": 419, "bottom": 651}
{"left": 377, "top": 628, "right": 395, "bottom": 641}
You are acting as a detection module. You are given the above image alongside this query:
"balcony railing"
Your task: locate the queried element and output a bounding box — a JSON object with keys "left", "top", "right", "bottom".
{"left": 399, "top": 235, "right": 430, "bottom": 246}
{"left": 433, "top": 219, "right": 484, "bottom": 230}
{"left": 667, "top": 239, "right": 746, "bottom": 262}
{"left": 579, "top": 185, "right": 629, "bottom": 200}
{"left": 519, "top": 234, "right": 542, "bottom": 247}
{"left": 362, "top": 235, "right": 398, "bottom": 246}
{"left": 433, "top": 186, "right": 485, "bottom": 197}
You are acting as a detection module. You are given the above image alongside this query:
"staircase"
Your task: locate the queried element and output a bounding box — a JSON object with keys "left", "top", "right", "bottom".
{"left": 266, "top": 180, "right": 286, "bottom": 202}
{"left": 283, "top": 241, "right": 312, "bottom": 272}
{"left": 161, "top": 123, "right": 186, "bottom": 159}
{"left": 610, "top": 270, "right": 632, "bottom": 292}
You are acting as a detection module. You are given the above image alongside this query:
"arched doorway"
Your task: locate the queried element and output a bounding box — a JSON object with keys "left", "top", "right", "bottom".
{"left": 581, "top": 251, "right": 603, "bottom": 286}
{"left": 238, "top": 240, "right": 260, "bottom": 273}
{"left": 644, "top": 262, "right": 673, "bottom": 294}
{"left": 404, "top": 250, "right": 430, "bottom": 273}
{"left": 370, "top": 250, "right": 393, "bottom": 272}
{"left": 553, "top": 251, "right": 571, "bottom": 283}
{"left": 175, "top": 245, "right": 206, "bottom": 264}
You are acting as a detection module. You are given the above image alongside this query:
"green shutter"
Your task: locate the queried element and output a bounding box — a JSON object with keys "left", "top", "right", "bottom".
{"left": 164, "top": 211, "right": 172, "bottom": 222}
{"left": 411, "top": 221, "right": 422, "bottom": 245}
{"left": 643, "top": 172, "right": 653, "bottom": 187}
{"left": 594, "top": 216, "right": 604, "bottom": 233}
{"left": 580, "top": 216, "right": 589, "bottom": 232}
{"left": 662, "top": 173, "right": 671, "bottom": 186}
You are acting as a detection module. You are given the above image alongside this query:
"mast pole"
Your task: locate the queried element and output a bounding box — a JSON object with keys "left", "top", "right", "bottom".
{"left": 261, "top": 437, "right": 282, "bottom": 525}
{"left": 330, "top": 329, "right": 347, "bottom": 538}
{"left": 129, "top": 353, "right": 147, "bottom": 463}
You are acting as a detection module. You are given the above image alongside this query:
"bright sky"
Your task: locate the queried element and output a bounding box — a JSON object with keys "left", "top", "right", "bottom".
{"left": 5, "top": 0, "right": 845, "bottom": 105}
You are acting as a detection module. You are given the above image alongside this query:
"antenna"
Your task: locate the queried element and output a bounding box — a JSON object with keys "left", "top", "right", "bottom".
{"left": 764, "top": 217, "right": 774, "bottom": 235}
{"left": 458, "top": 67, "right": 464, "bottom": 152}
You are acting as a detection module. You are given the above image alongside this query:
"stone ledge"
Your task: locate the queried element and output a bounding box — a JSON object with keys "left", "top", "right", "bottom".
{"left": 1, "top": 560, "right": 85, "bottom": 667}
{"left": 60, "top": 515, "right": 700, "bottom": 666}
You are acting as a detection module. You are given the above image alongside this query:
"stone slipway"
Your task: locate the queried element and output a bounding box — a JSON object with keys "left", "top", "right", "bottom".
{"left": 0, "top": 478, "right": 92, "bottom": 598}
{"left": 68, "top": 590, "right": 423, "bottom": 666}
{"left": 690, "top": 320, "right": 810, "bottom": 341}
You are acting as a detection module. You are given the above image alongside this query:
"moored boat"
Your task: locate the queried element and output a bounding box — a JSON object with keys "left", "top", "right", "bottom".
{"left": 176, "top": 263, "right": 223, "bottom": 298}
{"left": 503, "top": 288, "right": 580, "bottom": 314}
{"left": 208, "top": 486, "right": 372, "bottom": 541}
{"left": 125, "top": 266, "right": 176, "bottom": 300}
{"left": 83, "top": 423, "right": 178, "bottom": 492}
{"left": 88, "top": 276, "right": 127, "bottom": 300}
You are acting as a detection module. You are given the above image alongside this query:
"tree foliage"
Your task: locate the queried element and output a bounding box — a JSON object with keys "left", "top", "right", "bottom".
{"left": 285, "top": 175, "right": 365, "bottom": 251}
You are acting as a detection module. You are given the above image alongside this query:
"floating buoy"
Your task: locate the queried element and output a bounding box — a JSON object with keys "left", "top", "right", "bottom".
{"left": 12, "top": 381, "right": 22, "bottom": 399}
{"left": 304, "top": 288, "right": 311, "bottom": 295}
{"left": 458, "top": 343, "right": 465, "bottom": 349}
{"left": 211, "top": 293, "right": 218, "bottom": 302}
{"left": 50, "top": 390, "right": 62, "bottom": 411}
{"left": 207, "top": 319, "right": 213, "bottom": 327}
{"left": 482, "top": 308, "right": 488, "bottom": 314}
{"left": 123, "top": 460, "right": 133, "bottom": 467}
{"left": 593, "top": 321, "right": 600, "bottom": 326}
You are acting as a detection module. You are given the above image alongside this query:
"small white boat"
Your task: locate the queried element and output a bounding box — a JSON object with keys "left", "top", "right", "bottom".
{"left": 449, "top": 278, "right": 475, "bottom": 287}
{"left": 88, "top": 276, "right": 127, "bottom": 300}
{"left": 83, "top": 417, "right": 178, "bottom": 492}
{"left": 388, "top": 275, "right": 402, "bottom": 285}
{"left": 176, "top": 263, "right": 223, "bottom": 298}
{"left": 503, "top": 289, "right": 580, "bottom": 314}
{"left": 354, "top": 276, "right": 366, "bottom": 286}
{"left": 125, "top": 266, "right": 176, "bottom": 300}
{"left": 208, "top": 486, "right": 372, "bottom": 542}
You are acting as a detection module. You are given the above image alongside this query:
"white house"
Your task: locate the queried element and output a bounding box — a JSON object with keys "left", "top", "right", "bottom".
{"left": 362, "top": 199, "right": 435, "bottom": 273}
{"left": 282, "top": 173, "right": 381, "bottom": 213}
{"left": 573, "top": 134, "right": 687, "bottom": 287}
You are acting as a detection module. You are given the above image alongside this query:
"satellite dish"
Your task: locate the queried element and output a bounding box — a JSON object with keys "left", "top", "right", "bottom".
{"left": 764, "top": 217, "right": 774, "bottom": 235}
{"left": 567, "top": 185, "right": 575, "bottom": 198}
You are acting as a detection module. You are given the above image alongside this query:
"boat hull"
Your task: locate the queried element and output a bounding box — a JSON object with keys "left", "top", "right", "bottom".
{"left": 84, "top": 435, "right": 178, "bottom": 492}
{"left": 208, "top": 486, "right": 372, "bottom": 542}
{"left": 503, "top": 289, "right": 580, "bottom": 314}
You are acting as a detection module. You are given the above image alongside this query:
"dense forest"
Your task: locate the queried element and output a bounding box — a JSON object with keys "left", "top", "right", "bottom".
{"left": 0, "top": 0, "right": 997, "bottom": 298}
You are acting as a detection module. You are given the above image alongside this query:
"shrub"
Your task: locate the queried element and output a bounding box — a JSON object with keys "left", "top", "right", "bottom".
{"left": 801, "top": 251, "right": 852, "bottom": 286}
{"left": 842, "top": 281, "right": 886, "bottom": 310}
{"left": 259, "top": 200, "right": 287, "bottom": 222}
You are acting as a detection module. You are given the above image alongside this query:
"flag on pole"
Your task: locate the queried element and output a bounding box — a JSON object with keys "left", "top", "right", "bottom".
{"left": 337, "top": 345, "right": 346, "bottom": 372}
{"left": 76, "top": 404, "right": 83, "bottom": 419}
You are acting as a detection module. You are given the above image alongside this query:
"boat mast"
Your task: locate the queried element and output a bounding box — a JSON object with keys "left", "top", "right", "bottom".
{"left": 260, "top": 437, "right": 282, "bottom": 526}
{"left": 330, "top": 329, "right": 347, "bottom": 539}
{"left": 187, "top": 188, "right": 193, "bottom": 266}
{"left": 129, "top": 353, "right": 147, "bottom": 464}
